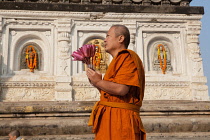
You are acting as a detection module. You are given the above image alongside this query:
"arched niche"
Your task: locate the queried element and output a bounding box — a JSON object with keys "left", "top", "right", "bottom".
{"left": 147, "top": 36, "right": 176, "bottom": 74}
{"left": 10, "top": 32, "right": 51, "bottom": 74}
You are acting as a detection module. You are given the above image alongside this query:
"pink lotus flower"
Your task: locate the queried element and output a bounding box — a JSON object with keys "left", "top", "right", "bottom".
{"left": 72, "top": 44, "right": 96, "bottom": 68}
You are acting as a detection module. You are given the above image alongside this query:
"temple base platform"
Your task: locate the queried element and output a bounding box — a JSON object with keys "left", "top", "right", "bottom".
{"left": 0, "top": 100, "right": 210, "bottom": 140}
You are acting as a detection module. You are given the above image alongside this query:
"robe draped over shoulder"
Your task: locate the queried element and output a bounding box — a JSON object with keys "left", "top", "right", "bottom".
{"left": 91, "top": 49, "right": 146, "bottom": 140}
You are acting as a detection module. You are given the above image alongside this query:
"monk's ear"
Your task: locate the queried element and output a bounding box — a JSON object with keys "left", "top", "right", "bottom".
{"left": 118, "top": 35, "right": 125, "bottom": 43}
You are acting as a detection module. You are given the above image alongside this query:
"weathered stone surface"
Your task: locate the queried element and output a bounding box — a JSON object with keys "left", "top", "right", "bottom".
{"left": 0, "top": 2, "right": 204, "bottom": 14}
{"left": 1, "top": 132, "right": 210, "bottom": 140}
{"left": 0, "top": 100, "right": 210, "bottom": 137}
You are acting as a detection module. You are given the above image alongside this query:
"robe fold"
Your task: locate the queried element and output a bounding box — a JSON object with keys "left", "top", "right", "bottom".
{"left": 89, "top": 49, "right": 146, "bottom": 140}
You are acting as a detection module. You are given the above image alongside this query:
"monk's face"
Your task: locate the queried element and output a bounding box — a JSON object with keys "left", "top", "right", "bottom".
{"left": 8, "top": 134, "right": 16, "bottom": 140}
{"left": 104, "top": 27, "right": 119, "bottom": 54}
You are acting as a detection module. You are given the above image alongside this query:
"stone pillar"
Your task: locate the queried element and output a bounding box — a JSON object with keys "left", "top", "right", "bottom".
{"left": 187, "top": 21, "right": 203, "bottom": 77}
{"left": 0, "top": 16, "right": 2, "bottom": 95}
{"left": 127, "top": 33, "right": 135, "bottom": 51}
{"left": 0, "top": 16, "right": 2, "bottom": 76}
{"left": 124, "top": 22, "right": 136, "bottom": 51}
{"left": 187, "top": 20, "right": 209, "bottom": 101}
{"left": 55, "top": 19, "right": 73, "bottom": 101}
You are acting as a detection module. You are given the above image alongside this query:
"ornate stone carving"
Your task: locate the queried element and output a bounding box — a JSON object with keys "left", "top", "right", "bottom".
{"left": 191, "top": 84, "right": 209, "bottom": 101}
{"left": 0, "top": 87, "right": 55, "bottom": 101}
{"left": 144, "top": 87, "right": 191, "bottom": 100}
{"left": 57, "top": 19, "right": 73, "bottom": 76}
{"left": 56, "top": 19, "right": 73, "bottom": 100}
{"left": 73, "top": 87, "right": 100, "bottom": 101}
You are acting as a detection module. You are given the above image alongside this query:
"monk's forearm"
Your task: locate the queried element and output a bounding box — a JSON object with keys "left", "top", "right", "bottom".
{"left": 95, "top": 80, "right": 129, "bottom": 96}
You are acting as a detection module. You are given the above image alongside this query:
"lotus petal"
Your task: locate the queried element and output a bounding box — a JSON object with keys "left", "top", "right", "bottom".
{"left": 71, "top": 51, "right": 85, "bottom": 61}
{"left": 80, "top": 45, "right": 90, "bottom": 58}
{"left": 90, "top": 45, "right": 96, "bottom": 57}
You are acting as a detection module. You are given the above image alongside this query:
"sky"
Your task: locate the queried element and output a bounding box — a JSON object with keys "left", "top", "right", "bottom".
{"left": 191, "top": 0, "right": 210, "bottom": 96}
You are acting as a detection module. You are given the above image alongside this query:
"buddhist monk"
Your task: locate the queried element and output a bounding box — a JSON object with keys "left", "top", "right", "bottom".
{"left": 86, "top": 25, "right": 146, "bottom": 140}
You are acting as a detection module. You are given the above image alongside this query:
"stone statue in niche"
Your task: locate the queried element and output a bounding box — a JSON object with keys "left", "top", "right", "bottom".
{"left": 86, "top": 39, "right": 109, "bottom": 73}
{"left": 153, "top": 44, "right": 172, "bottom": 73}
{"left": 20, "top": 45, "right": 41, "bottom": 72}
{"left": 25, "top": 45, "right": 37, "bottom": 72}
{"left": 93, "top": 45, "right": 102, "bottom": 70}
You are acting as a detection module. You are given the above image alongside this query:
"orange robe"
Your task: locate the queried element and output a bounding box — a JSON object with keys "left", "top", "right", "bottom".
{"left": 90, "top": 49, "right": 146, "bottom": 140}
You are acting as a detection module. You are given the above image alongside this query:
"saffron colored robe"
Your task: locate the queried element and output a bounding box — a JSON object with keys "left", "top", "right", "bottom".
{"left": 91, "top": 49, "right": 146, "bottom": 140}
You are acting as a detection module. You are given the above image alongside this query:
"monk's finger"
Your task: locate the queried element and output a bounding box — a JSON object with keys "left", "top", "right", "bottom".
{"left": 87, "top": 68, "right": 94, "bottom": 75}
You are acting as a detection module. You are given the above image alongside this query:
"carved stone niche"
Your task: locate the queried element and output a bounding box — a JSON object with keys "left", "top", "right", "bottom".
{"left": 146, "top": 36, "right": 175, "bottom": 74}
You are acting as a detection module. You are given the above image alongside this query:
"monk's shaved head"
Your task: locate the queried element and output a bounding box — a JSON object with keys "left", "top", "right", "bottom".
{"left": 111, "top": 25, "right": 130, "bottom": 48}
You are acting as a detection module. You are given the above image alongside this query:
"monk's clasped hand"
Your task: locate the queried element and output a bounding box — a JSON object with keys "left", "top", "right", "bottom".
{"left": 86, "top": 68, "right": 102, "bottom": 86}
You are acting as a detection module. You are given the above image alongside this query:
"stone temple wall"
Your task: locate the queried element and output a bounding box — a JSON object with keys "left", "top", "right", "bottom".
{"left": 0, "top": 8, "right": 209, "bottom": 101}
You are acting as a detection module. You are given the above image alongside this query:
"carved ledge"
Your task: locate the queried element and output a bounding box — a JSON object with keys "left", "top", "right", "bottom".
{"left": 146, "top": 82, "right": 190, "bottom": 87}
{"left": 0, "top": 82, "right": 55, "bottom": 88}
{"left": 0, "top": 0, "right": 192, "bottom": 6}
{"left": 0, "top": 2, "right": 203, "bottom": 14}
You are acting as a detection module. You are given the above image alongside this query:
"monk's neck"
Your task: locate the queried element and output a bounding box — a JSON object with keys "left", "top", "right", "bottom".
{"left": 110, "top": 47, "right": 127, "bottom": 57}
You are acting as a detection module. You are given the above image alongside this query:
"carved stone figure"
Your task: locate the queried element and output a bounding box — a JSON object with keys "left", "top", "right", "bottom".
{"left": 25, "top": 45, "right": 37, "bottom": 72}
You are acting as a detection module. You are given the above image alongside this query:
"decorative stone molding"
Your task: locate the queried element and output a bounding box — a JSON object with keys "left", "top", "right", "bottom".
{"left": 72, "top": 81, "right": 93, "bottom": 87}
{"left": 0, "top": 11, "right": 203, "bottom": 21}
{"left": 0, "top": 82, "right": 55, "bottom": 88}
{"left": 146, "top": 82, "right": 190, "bottom": 87}
{"left": 187, "top": 21, "right": 201, "bottom": 43}
{"left": 138, "top": 22, "right": 186, "bottom": 29}
{"left": 3, "top": 18, "right": 55, "bottom": 27}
